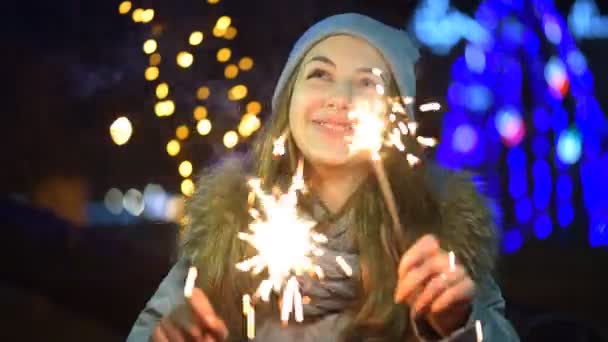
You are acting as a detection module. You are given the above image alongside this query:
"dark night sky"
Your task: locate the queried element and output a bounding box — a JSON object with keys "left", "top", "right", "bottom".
{"left": 7, "top": 0, "right": 608, "bottom": 198}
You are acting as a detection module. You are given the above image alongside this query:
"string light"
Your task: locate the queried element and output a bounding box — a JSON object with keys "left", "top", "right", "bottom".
{"left": 141, "top": 9, "right": 155, "bottom": 23}
{"left": 196, "top": 86, "right": 211, "bottom": 100}
{"left": 213, "top": 26, "right": 227, "bottom": 37}
{"left": 197, "top": 119, "right": 212, "bottom": 136}
{"left": 228, "top": 85, "right": 248, "bottom": 101}
{"left": 217, "top": 48, "right": 232, "bottom": 62}
{"left": 179, "top": 161, "right": 193, "bottom": 178}
{"left": 246, "top": 101, "right": 262, "bottom": 115}
{"left": 176, "top": 125, "right": 190, "bottom": 140}
{"left": 167, "top": 139, "right": 181, "bottom": 156}
{"left": 132, "top": 8, "right": 143, "bottom": 22}
{"left": 189, "top": 31, "right": 204, "bottom": 46}
{"left": 155, "top": 100, "right": 175, "bottom": 117}
{"left": 193, "top": 106, "right": 208, "bottom": 120}
{"left": 110, "top": 116, "right": 133, "bottom": 145}
{"left": 156, "top": 83, "right": 169, "bottom": 99}
{"left": 238, "top": 57, "right": 254, "bottom": 71}
{"left": 177, "top": 51, "right": 194, "bottom": 68}
{"left": 224, "top": 64, "right": 239, "bottom": 79}
{"left": 224, "top": 26, "right": 238, "bottom": 40}
{"left": 223, "top": 130, "right": 239, "bottom": 148}
{"left": 149, "top": 53, "right": 162, "bottom": 66}
{"left": 216, "top": 16, "right": 232, "bottom": 31}
{"left": 145, "top": 66, "right": 159, "bottom": 81}
{"left": 118, "top": 1, "right": 132, "bottom": 15}
{"left": 143, "top": 39, "right": 157, "bottom": 54}
{"left": 181, "top": 179, "right": 195, "bottom": 196}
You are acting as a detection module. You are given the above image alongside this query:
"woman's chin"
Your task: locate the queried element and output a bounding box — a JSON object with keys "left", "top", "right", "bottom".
{"left": 306, "top": 149, "right": 369, "bottom": 168}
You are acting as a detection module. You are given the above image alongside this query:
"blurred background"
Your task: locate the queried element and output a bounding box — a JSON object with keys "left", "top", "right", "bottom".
{"left": 4, "top": 0, "right": 608, "bottom": 340}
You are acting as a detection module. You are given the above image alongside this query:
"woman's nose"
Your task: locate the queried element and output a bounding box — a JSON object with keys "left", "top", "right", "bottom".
{"left": 325, "top": 81, "right": 353, "bottom": 111}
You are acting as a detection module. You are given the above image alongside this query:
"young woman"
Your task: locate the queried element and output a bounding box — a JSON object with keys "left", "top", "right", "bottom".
{"left": 127, "top": 13, "right": 520, "bottom": 341}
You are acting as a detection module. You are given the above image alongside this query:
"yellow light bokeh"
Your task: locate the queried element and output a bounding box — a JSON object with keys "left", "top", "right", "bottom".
{"left": 167, "top": 139, "right": 181, "bottom": 156}
{"left": 193, "top": 106, "right": 208, "bottom": 120}
{"left": 141, "top": 9, "right": 155, "bottom": 23}
{"left": 118, "top": 1, "right": 132, "bottom": 14}
{"left": 178, "top": 161, "right": 193, "bottom": 178}
{"left": 223, "top": 130, "right": 239, "bottom": 148}
{"left": 189, "top": 31, "right": 204, "bottom": 46}
{"left": 181, "top": 179, "right": 195, "bottom": 196}
{"left": 228, "top": 84, "right": 248, "bottom": 101}
{"left": 238, "top": 57, "right": 254, "bottom": 71}
{"left": 246, "top": 101, "right": 262, "bottom": 115}
{"left": 155, "top": 100, "right": 175, "bottom": 117}
{"left": 238, "top": 113, "right": 261, "bottom": 137}
{"left": 196, "top": 86, "right": 211, "bottom": 100}
{"left": 176, "top": 51, "right": 194, "bottom": 68}
{"left": 110, "top": 116, "right": 133, "bottom": 145}
{"left": 224, "top": 26, "right": 237, "bottom": 40}
{"left": 145, "top": 66, "right": 160, "bottom": 81}
{"left": 212, "top": 26, "right": 226, "bottom": 37}
{"left": 224, "top": 64, "right": 239, "bottom": 79}
{"left": 196, "top": 119, "right": 212, "bottom": 136}
{"left": 156, "top": 82, "right": 169, "bottom": 99}
{"left": 216, "top": 48, "right": 232, "bottom": 63}
{"left": 216, "top": 16, "right": 232, "bottom": 31}
{"left": 176, "top": 125, "right": 190, "bottom": 140}
{"left": 132, "top": 8, "right": 143, "bottom": 22}
{"left": 149, "top": 53, "right": 162, "bottom": 66}
{"left": 207, "top": 0, "right": 220, "bottom": 4}
{"left": 143, "top": 39, "right": 157, "bottom": 54}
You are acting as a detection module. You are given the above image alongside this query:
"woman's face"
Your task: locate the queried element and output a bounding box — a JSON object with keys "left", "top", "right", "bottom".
{"left": 289, "top": 35, "right": 390, "bottom": 167}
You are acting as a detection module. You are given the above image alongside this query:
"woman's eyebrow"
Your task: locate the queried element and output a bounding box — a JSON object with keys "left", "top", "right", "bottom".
{"left": 305, "top": 55, "right": 336, "bottom": 67}
{"left": 356, "top": 67, "right": 389, "bottom": 84}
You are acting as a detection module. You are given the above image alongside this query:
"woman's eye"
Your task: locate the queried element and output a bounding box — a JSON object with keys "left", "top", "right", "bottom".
{"left": 307, "top": 69, "right": 331, "bottom": 80}
{"left": 359, "top": 78, "right": 377, "bottom": 88}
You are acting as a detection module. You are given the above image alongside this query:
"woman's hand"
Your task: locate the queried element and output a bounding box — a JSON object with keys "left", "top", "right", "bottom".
{"left": 151, "top": 287, "right": 229, "bottom": 342}
{"left": 394, "top": 234, "right": 475, "bottom": 337}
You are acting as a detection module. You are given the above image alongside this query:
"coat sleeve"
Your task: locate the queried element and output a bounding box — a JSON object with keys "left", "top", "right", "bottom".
{"left": 126, "top": 259, "right": 189, "bottom": 342}
{"left": 411, "top": 274, "right": 520, "bottom": 341}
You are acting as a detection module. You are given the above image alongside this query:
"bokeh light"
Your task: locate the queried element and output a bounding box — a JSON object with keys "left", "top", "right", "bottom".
{"left": 544, "top": 56, "right": 569, "bottom": 98}
{"left": 189, "top": 31, "right": 204, "bottom": 46}
{"left": 224, "top": 26, "right": 238, "bottom": 40}
{"left": 197, "top": 119, "right": 212, "bottom": 136}
{"left": 149, "top": 53, "right": 162, "bottom": 66}
{"left": 143, "top": 39, "right": 157, "bottom": 54}
{"left": 223, "top": 130, "right": 238, "bottom": 148}
{"left": 179, "top": 160, "right": 193, "bottom": 178}
{"left": 110, "top": 116, "right": 133, "bottom": 145}
{"left": 246, "top": 101, "right": 262, "bottom": 115}
{"left": 176, "top": 125, "right": 190, "bottom": 140}
{"left": 238, "top": 57, "right": 254, "bottom": 71}
{"left": 228, "top": 84, "right": 248, "bottom": 101}
{"left": 145, "top": 66, "right": 159, "bottom": 81}
{"left": 141, "top": 9, "right": 155, "bottom": 23}
{"left": 166, "top": 139, "right": 180, "bottom": 156}
{"left": 217, "top": 48, "right": 232, "bottom": 62}
{"left": 208, "top": 0, "right": 220, "bottom": 4}
{"left": 556, "top": 127, "right": 582, "bottom": 165}
{"left": 177, "top": 51, "right": 194, "bottom": 68}
{"left": 451, "top": 124, "right": 478, "bottom": 153}
{"left": 495, "top": 107, "right": 525, "bottom": 146}
{"left": 104, "top": 188, "right": 124, "bottom": 215}
{"left": 224, "top": 64, "right": 239, "bottom": 79}
{"left": 155, "top": 100, "right": 175, "bottom": 117}
{"left": 213, "top": 26, "right": 227, "bottom": 37}
{"left": 238, "top": 113, "right": 261, "bottom": 137}
{"left": 193, "top": 106, "right": 208, "bottom": 120}
{"left": 118, "top": 1, "right": 132, "bottom": 15}
{"left": 132, "top": 8, "right": 143, "bottom": 22}
{"left": 123, "top": 189, "right": 145, "bottom": 216}
{"left": 216, "top": 16, "right": 232, "bottom": 30}
{"left": 181, "top": 179, "right": 195, "bottom": 197}
{"left": 196, "top": 86, "right": 211, "bottom": 100}
{"left": 156, "top": 82, "right": 169, "bottom": 99}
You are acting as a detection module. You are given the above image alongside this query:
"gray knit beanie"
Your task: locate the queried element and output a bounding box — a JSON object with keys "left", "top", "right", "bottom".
{"left": 272, "top": 13, "right": 420, "bottom": 120}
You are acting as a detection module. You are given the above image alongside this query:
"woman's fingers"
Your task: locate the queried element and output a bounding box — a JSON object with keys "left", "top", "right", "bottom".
{"left": 412, "top": 267, "right": 465, "bottom": 315}
{"left": 188, "top": 288, "right": 229, "bottom": 340}
{"left": 394, "top": 251, "right": 447, "bottom": 303}
{"left": 397, "top": 234, "right": 440, "bottom": 279}
{"left": 151, "top": 324, "right": 170, "bottom": 342}
{"left": 156, "top": 317, "right": 186, "bottom": 342}
{"left": 430, "top": 276, "right": 475, "bottom": 314}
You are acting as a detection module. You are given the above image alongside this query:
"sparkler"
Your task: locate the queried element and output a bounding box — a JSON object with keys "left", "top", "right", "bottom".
{"left": 236, "top": 157, "right": 351, "bottom": 337}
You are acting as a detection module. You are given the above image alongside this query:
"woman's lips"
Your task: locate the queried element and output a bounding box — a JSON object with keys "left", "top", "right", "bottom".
{"left": 312, "top": 120, "right": 355, "bottom": 136}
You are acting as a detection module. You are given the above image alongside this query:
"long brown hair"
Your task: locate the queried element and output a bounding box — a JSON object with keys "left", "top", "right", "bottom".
{"left": 181, "top": 60, "right": 496, "bottom": 341}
